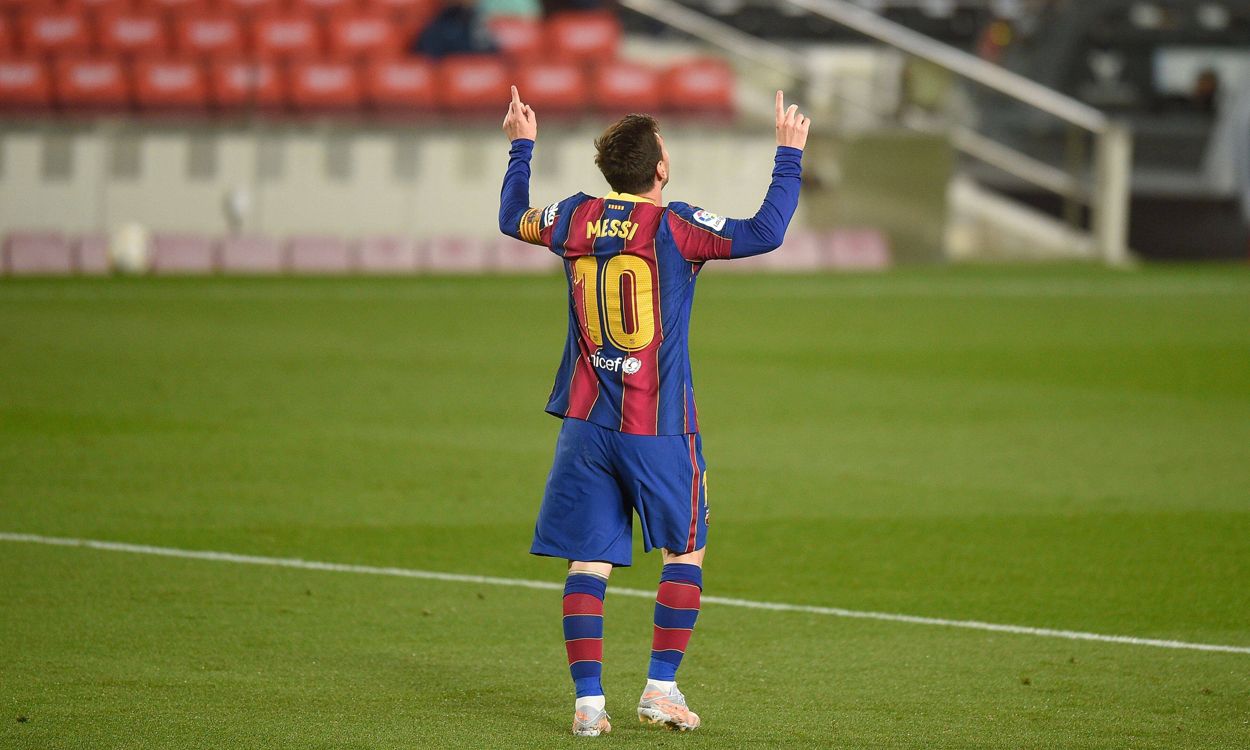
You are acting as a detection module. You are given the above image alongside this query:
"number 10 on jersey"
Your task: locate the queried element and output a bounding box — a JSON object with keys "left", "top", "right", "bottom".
{"left": 572, "top": 255, "right": 657, "bottom": 352}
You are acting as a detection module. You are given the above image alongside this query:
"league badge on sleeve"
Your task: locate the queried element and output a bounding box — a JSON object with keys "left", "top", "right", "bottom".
{"left": 692, "top": 209, "right": 727, "bottom": 232}
{"left": 541, "top": 203, "right": 559, "bottom": 229}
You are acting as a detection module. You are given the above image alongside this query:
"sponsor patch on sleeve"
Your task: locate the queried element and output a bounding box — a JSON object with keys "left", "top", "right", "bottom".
{"left": 692, "top": 208, "right": 727, "bottom": 232}
{"left": 541, "top": 202, "right": 559, "bottom": 229}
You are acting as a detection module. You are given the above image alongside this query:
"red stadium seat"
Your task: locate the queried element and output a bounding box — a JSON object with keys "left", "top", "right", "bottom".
{"left": 0, "top": 13, "right": 12, "bottom": 57}
{"left": 0, "top": 60, "right": 52, "bottom": 110}
{"left": 545, "top": 11, "right": 620, "bottom": 63}
{"left": 288, "top": 235, "right": 353, "bottom": 273}
{"left": 173, "top": 14, "right": 244, "bottom": 58}
{"left": 357, "top": 236, "right": 418, "bottom": 274}
{"left": 97, "top": 12, "right": 169, "bottom": 57}
{"left": 54, "top": 58, "right": 130, "bottom": 110}
{"left": 515, "top": 60, "right": 584, "bottom": 113}
{"left": 151, "top": 233, "right": 216, "bottom": 274}
{"left": 662, "top": 58, "right": 735, "bottom": 114}
{"left": 60, "top": 0, "right": 132, "bottom": 13}
{"left": 361, "top": 0, "right": 437, "bottom": 36}
{"left": 288, "top": 60, "right": 361, "bottom": 111}
{"left": 3, "top": 232, "right": 73, "bottom": 276}
{"left": 134, "top": 59, "right": 207, "bottom": 110}
{"left": 487, "top": 16, "right": 541, "bottom": 60}
{"left": 327, "top": 13, "right": 402, "bottom": 61}
{"left": 19, "top": 11, "right": 91, "bottom": 56}
{"left": 220, "top": 235, "right": 282, "bottom": 273}
{"left": 437, "top": 56, "right": 507, "bottom": 112}
{"left": 289, "top": 0, "right": 356, "bottom": 15}
{"left": 252, "top": 13, "right": 321, "bottom": 60}
{"left": 215, "top": 0, "right": 280, "bottom": 16}
{"left": 591, "top": 62, "right": 661, "bottom": 114}
{"left": 208, "top": 60, "right": 284, "bottom": 110}
{"left": 362, "top": 58, "right": 435, "bottom": 112}
{"left": 136, "top": 0, "right": 212, "bottom": 15}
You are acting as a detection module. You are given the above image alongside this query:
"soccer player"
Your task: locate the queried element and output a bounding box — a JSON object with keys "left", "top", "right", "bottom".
{"left": 499, "top": 85, "right": 809, "bottom": 737}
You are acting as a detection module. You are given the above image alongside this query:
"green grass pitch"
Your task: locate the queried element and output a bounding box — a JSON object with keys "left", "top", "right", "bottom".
{"left": 1, "top": 265, "right": 1248, "bottom": 748}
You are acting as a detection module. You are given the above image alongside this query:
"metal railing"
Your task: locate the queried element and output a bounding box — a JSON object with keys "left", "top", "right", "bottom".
{"left": 621, "top": 0, "right": 1135, "bottom": 265}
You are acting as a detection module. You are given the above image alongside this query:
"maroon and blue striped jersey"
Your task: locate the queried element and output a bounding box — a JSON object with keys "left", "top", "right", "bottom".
{"left": 500, "top": 138, "right": 803, "bottom": 436}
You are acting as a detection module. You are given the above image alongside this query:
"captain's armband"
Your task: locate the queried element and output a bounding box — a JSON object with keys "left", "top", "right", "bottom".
{"left": 519, "top": 207, "right": 543, "bottom": 244}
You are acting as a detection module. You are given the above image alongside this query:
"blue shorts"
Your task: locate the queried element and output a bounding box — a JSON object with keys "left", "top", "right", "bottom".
{"left": 531, "top": 418, "right": 709, "bottom": 567}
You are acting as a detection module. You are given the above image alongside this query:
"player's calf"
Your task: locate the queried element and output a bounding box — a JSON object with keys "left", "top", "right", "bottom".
{"left": 639, "top": 562, "right": 703, "bottom": 730}
{"left": 564, "top": 570, "right": 609, "bottom": 736}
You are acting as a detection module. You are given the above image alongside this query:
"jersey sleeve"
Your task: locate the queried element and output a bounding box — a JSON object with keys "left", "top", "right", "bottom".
{"left": 499, "top": 138, "right": 565, "bottom": 252}
{"left": 666, "top": 146, "right": 804, "bottom": 262}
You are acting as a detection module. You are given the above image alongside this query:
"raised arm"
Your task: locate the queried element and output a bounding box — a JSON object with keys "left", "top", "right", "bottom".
{"left": 498, "top": 85, "right": 544, "bottom": 244}
{"left": 669, "top": 91, "right": 810, "bottom": 261}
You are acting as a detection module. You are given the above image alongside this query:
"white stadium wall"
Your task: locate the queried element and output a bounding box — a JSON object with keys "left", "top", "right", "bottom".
{"left": 0, "top": 123, "right": 788, "bottom": 240}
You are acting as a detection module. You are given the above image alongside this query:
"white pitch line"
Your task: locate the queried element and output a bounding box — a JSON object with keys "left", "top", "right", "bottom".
{"left": 3, "top": 531, "right": 1248, "bottom": 656}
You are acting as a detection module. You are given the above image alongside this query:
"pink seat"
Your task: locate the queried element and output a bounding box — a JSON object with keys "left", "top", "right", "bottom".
{"left": 151, "top": 233, "right": 216, "bottom": 274}
{"left": 827, "top": 229, "right": 891, "bottom": 270}
{"left": 424, "top": 236, "right": 493, "bottom": 273}
{"left": 288, "top": 235, "right": 352, "bottom": 273}
{"left": 494, "top": 236, "right": 559, "bottom": 273}
{"left": 220, "top": 235, "right": 282, "bottom": 273}
{"left": 764, "top": 231, "right": 824, "bottom": 271}
{"left": 4, "top": 231, "right": 73, "bottom": 275}
{"left": 357, "top": 235, "right": 418, "bottom": 274}
{"left": 75, "top": 234, "right": 111, "bottom": 275}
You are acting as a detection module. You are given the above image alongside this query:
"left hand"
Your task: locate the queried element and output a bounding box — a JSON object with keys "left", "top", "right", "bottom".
{"left": 502, "top": 85, "right": 537, "bottom": 142}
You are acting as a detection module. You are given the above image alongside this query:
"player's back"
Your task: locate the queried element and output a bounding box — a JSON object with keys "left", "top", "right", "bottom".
{"left": 538, "top": 192, "right": 723, "bottom": 437}
{"left": 499, "top": 136, "right": 804, "bottom": 436}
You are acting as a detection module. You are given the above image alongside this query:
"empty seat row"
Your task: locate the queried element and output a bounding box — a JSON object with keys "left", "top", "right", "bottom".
{"left": 0, "top": 56, "right": 735, "bottom": 114}
{"left": 0, "top": 0, "right": 435, "bottom": 16}
{"left": 0, "top": 10, "right": 617, "bottom": 62}
{"left": 2, "top": 228, "right": 891, "bottom": 276}
{"left": 1, "top": 231, "right": 564, "bottom": 275}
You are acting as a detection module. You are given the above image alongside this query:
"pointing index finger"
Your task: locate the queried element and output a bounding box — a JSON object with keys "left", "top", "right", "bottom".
{"left": 511, "top": 85, "right": 522, "bottom": 107}
{"left": 775, "top": 90, "right": 784, "bottom": 121}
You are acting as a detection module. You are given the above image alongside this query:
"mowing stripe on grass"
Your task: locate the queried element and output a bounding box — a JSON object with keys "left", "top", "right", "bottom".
{"left": 4, "top": 531, "right": 1248, "bottom": 656}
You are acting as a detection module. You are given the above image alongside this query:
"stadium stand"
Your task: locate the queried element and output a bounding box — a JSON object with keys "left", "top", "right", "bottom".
{"left": 220, "top": 234, "right": 283, "bottom": 273}
{"left": 133, "top": 59, "right": 210, "bottom": 110}
{"left": 591, "top": 61, "right": 661, "bottom": 114}
{"left": 0, "top": 4, "right": 732, "bottom": 117}
{"left": 75, "top": 235, "right": 112, "bottom": 275}
{"left": 362, "top": 57, "right": 437, "bottom": 111}
{"left": 208, "top": 60, "right": 285, "bottom": 109}
{"left": 3, "top": 231, "right": 75, "bottom": 276}
{"left": 0, "top": 59, "right": 53, "bottom": 110}
{"left": 356, "top": 235, "right": 419, "bottom": 273}
{"left": 151, "top": 232, "right": 217, "bottom": 274}
{"left": 0, "top": 229, "right": 890, "bottom": 276}
{"left": 287, "top": 234, "right": 354, "bottom": 272}
{"left": 173, "top": 15, "right": 246, "bottom": 58}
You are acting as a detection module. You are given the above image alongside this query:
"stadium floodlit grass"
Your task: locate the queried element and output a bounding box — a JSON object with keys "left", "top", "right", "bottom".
{"left": 1, "top": 265, "right": 1248, "bottom": 749}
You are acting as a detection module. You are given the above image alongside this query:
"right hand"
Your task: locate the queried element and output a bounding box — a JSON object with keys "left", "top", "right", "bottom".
{"left": 502, "top": 85, "right": 537, "bottom": 142}
{"left": 775, "top": 90, "right": 811, "bottom": 150}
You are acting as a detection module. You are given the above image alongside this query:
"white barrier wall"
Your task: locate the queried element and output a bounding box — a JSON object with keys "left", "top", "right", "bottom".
{"left": 0, "top": 121, "right": 792, "bottom": 239}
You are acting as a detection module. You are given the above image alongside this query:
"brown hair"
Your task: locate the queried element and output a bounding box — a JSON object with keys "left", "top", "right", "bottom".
{"left": 594, "top": 114, "right": 662, "bottom": 195}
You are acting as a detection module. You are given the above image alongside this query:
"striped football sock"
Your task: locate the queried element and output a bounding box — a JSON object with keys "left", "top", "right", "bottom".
{"left": 648, "top": 563, "right": 703, "bottom": 682}
{"left": 563, "top": 572, "right": 608, "bottom": 698}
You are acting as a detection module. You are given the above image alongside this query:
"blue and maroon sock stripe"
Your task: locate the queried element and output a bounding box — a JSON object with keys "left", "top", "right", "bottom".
{"left": 563, "top": 573, "right": 607, "bottom": 698}
{"left": 648, "top": 564, "right": 702, "bottom": 682}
